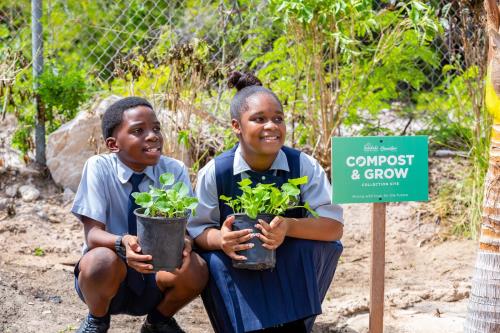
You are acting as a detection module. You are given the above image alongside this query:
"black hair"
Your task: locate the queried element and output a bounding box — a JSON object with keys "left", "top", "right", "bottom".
{"left": 228, "top": 71, "right": 282, "bottom": 120}
{"left": 101, "top": 96, "right": 153, "bottom": 139}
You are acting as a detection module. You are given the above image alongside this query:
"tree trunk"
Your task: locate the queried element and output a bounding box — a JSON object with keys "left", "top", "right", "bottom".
{"left": 464, "top": 123, "right": 500, "bottom": 332}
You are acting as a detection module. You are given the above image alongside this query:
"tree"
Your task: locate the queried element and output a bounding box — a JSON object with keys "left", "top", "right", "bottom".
{"left": 463, "top": 1, "right": 500, "bottom": 332}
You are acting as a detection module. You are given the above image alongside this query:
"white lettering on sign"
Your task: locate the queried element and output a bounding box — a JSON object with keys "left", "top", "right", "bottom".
{"left": 345, "top": 154, "right": 415, "bottom": 167}
{"left": 364, "top": 168, "right": 408, "bottom": 179}
{"left": 346, "top": 154, "right": 413, "bottom": 181}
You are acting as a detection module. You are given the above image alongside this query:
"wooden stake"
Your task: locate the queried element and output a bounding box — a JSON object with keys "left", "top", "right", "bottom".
{"left": 369, "top": 202, "right": 386, "bottom": 333}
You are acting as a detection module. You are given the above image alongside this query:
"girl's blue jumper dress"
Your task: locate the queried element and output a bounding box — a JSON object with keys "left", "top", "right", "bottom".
{"left": 199, "top": 145, "right": 343, "bottom": 333}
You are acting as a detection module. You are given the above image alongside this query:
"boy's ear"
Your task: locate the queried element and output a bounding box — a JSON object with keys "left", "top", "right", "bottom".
{"left": 231, "top": 119, "right": 241, "bottom": 136}
{"left": 105, "top": 137, "right": 120, "bottom": 152}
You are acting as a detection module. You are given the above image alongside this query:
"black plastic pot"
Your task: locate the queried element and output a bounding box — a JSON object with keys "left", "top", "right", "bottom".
{"left": 231, "top": 213, "right": 276, "bottom": 270}
{"left": 134, "top": 208, "right": 186, "bottom": 272}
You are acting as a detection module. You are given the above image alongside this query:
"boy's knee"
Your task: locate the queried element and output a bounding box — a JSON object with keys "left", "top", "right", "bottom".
{"left": 79, "top": 247, "right": 125, "bottom": 281}
{"left": 156, "top": 253, "right": 208, "bottom": 295}
{"left": 188, "top": 252, "right": 208, "bottom": 288}
{"left": 192, "top": 253, "right": 209, "bottom": 291}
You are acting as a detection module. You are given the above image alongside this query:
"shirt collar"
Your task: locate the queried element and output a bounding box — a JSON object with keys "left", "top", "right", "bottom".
{"left": 114, "top": 154, "right": 155, "bottom": 184}
{"left": 233, "top": 145, "right": 290, "bottom": 175}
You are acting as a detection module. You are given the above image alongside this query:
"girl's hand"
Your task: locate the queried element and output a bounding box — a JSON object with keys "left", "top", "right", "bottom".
{"left": 256, "top": 216, "right": 289, "bottom": 250}
{"left": 122, "top": 234, "right": 154, "bottom": 273}
{"left": 220, "top": 215, "right": 255, "bottom": 260}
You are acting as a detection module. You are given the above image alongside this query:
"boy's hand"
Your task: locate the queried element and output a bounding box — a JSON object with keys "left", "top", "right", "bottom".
{"left": 255, "top": 216, "right": 289, "bottom": 250}
{"left": 122, "top": 234, "right": 154, "bottom": 274}
{"left": 183, "top": 235, "right": 193, "bottom": 257}
{"left": 220, "top": 215, "right": 254, "bottom": 261}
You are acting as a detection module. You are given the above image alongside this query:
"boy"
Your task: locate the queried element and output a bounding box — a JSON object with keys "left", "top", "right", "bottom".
{"left": 72, "top": 97, "right": 208, "bottom": 333}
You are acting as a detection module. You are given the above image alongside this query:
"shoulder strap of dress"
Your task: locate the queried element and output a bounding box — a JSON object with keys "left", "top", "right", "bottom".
{"left": 214, "top": 144, "right": 239, "bottom": 216}
{"left": 281, "top": 145, "right": 301, "bottom": 179}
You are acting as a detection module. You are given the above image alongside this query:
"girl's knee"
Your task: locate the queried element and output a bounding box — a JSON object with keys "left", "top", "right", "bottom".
{"left": 79, "top": 247, "right": 125, "bottom": 281}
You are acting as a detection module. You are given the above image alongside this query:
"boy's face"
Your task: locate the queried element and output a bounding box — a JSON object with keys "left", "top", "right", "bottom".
{"left": 232, "top": 93, "right": 286, "bottom": 157}
{"left": 106, "top": 105, "right": 163, "bottom": 172}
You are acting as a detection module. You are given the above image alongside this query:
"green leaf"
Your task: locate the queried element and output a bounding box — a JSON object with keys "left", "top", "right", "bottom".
{"left": 220, "top": 195, "right": 233, "bottom": 202}
{"left": 159, "top": 172, "right": 175, "bottom": 186}
{"left": 133, "top": 192, "right": 152, "bottom": 206}
{"left": 172, "top": 182, "right": 189, "bottom": 197}
{"left": 288, "top": 176, "right": 308, "bottom": 186}
{"left": 304, "top": 201, "right": 319, "bottom": 217}
{"left": 281, "top": 183, "right": 300, "bottom": 196}
{"left": 238, "top": 178, "right": 252, "bottom": 187}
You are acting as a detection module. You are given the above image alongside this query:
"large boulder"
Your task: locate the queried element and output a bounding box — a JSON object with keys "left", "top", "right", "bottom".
{"left": 46, "top": 96, "right": 120, "bottom": 191}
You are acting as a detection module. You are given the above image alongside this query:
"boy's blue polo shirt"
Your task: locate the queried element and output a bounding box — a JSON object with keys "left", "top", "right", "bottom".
{"left": 72, "top": 153, "right": 192, "bottom": 250}
{"left": 187, "top": 145, "right": 343, "bottom": 239}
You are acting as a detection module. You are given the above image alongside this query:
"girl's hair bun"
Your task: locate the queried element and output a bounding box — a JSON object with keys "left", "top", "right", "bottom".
{"left": 227, "top": 71, "right": 262, "bottom": 91}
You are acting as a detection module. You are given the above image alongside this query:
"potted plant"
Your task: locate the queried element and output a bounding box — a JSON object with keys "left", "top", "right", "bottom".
{"left": 220, "top": 176, "right": 318, "bottom": 270}
{"left": 132, "top": 172, "right": 198, "bottom": 272}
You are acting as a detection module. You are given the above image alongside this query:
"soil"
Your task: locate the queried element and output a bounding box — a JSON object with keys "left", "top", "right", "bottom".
{"left": 0, "top": 114, "right": 477, "bottom": 333}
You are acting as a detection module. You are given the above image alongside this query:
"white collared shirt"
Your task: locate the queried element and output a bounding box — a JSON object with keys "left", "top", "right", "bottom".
{"left": 72, "top": 153, "right": 192, "bottom": 238}
{"left": 187, "top": 146, "right": 343, "bottom": 239}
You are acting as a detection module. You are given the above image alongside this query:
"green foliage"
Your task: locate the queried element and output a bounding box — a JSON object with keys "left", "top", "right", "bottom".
{"left": 250, "top": 0, "right": 442, "bottom": 164}
{"left": 37, "top": 64, "right": 91, "bottom": 132}
{"left": 220, "top": 177, "right": 318, "bottom": 219}
{"left": 177, "top": 130, "right": 190, "bottom": 148}
{"left": 132, "top": 172, "right": 198, "bottom": 218}
{"left": 12, "top": 122, "right": 34, "bottom": 154}
{"left": 416, "top": 65, "right": 479, "bottom": 148}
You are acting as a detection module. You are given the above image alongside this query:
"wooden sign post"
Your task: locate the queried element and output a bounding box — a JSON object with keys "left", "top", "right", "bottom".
{"left": 332, "top": 136, "right": 429, "bottom": 333}
{"left": 369, "top": 202, "right": 386, "bottom": 333}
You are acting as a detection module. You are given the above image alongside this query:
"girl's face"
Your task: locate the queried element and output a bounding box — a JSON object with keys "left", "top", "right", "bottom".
{"left": 232, "top": 93, "right": 286, "bottom": 157}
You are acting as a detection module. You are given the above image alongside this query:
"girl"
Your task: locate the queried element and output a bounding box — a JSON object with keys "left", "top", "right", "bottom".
{"left": 188, "top": 72, "right": 343, "bottom": 333}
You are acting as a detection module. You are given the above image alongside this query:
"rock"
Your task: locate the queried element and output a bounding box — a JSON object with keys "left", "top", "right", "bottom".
{"left": 19, "top": 166, "right": 41, "bottom": 177}
{"left": 62, "top": 188, "right": 75, "bottom": 202}
{"left": 5, "top": 185, "right": 18, "bottom": 198}
{"left": 339, "top": 299, "right": 370, "bottom": 316}
{"left": 19, "top": 185, "right": 40, "bottom": 202}
{"left": 0, "top": 198, "right": 9, "bottom": 210}
{"left": 37, "top": 211, "right": 48, "bottom": 220}
{"left": 48, "top": 215, "right": 60, "bottom": 223}
{"left": 46, "top": 96, "right": 120, "bottom": 191}
{"left": 434, "top": 149, "right": 468, "bottom": 158}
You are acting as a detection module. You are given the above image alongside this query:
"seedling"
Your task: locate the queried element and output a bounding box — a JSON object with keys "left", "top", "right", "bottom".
{"left": 34, "top": 247, "right": 45, "bottom": 256}
{"left": 132, "top": 172, "right": 198, "bottom": 218}
{"left": 220, "top": 176, "right": 319, "bottom": 219}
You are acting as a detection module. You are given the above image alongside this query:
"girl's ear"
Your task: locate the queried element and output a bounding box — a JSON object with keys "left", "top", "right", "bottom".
{"left": 231, "top": 119, "right": 241, "bottom": 136}
{"left": 106, "top": 137, "right": 120, "bottom": 152}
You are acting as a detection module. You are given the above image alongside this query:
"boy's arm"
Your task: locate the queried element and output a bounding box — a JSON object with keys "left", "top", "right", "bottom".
{"left": 82, "top": 216, "right": 117, "bottom": 250}
{"left": 83, "top": 216, "right": 155, "bottom": 273}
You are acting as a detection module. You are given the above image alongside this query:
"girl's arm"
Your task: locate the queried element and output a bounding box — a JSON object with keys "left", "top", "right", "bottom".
{"left": 194, "top": 216, "right": 254, "bottom": 260}
{"left": 256, "top": 216, "right": 343, "bottom": 250}
{"left": 194, "top": 227, "right": 222, "bottom": 251}
{"left": 285, "top": 216, "right": 343, "bottom": 241}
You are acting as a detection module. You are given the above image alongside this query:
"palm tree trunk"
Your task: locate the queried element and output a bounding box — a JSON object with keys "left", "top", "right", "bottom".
{"left": 464, "top": 124, "right": 500, "bottom": 332}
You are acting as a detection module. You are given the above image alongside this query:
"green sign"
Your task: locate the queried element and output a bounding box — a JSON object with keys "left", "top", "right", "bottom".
{"left": 332, "top": 136, "right": 428, "bottom": 203}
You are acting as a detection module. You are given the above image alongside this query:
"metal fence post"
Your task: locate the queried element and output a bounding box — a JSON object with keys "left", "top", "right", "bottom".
{"left": 32, "top": 0, "right": 45, "bottom": 165}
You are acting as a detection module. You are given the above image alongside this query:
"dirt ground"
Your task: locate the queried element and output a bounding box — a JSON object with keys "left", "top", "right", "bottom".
{"left": 0, "top": 115, "right": 477, "bottom": 333}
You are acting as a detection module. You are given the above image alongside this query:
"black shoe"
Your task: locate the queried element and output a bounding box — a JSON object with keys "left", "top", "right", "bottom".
{"left": 76, "top": 314, "right": 110, "bottom": 333}
{"left": 140, "top": 316, "right": 185, "bottom": 333}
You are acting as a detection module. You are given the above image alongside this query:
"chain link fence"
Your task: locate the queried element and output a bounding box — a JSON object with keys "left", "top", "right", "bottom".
{"left": 0, "top": 0, "right": 489, "bottom": 163}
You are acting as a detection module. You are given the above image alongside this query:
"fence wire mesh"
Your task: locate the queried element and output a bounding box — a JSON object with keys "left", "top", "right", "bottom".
{"left": 0, "top": 0, "right": 490, "bottom": 165}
